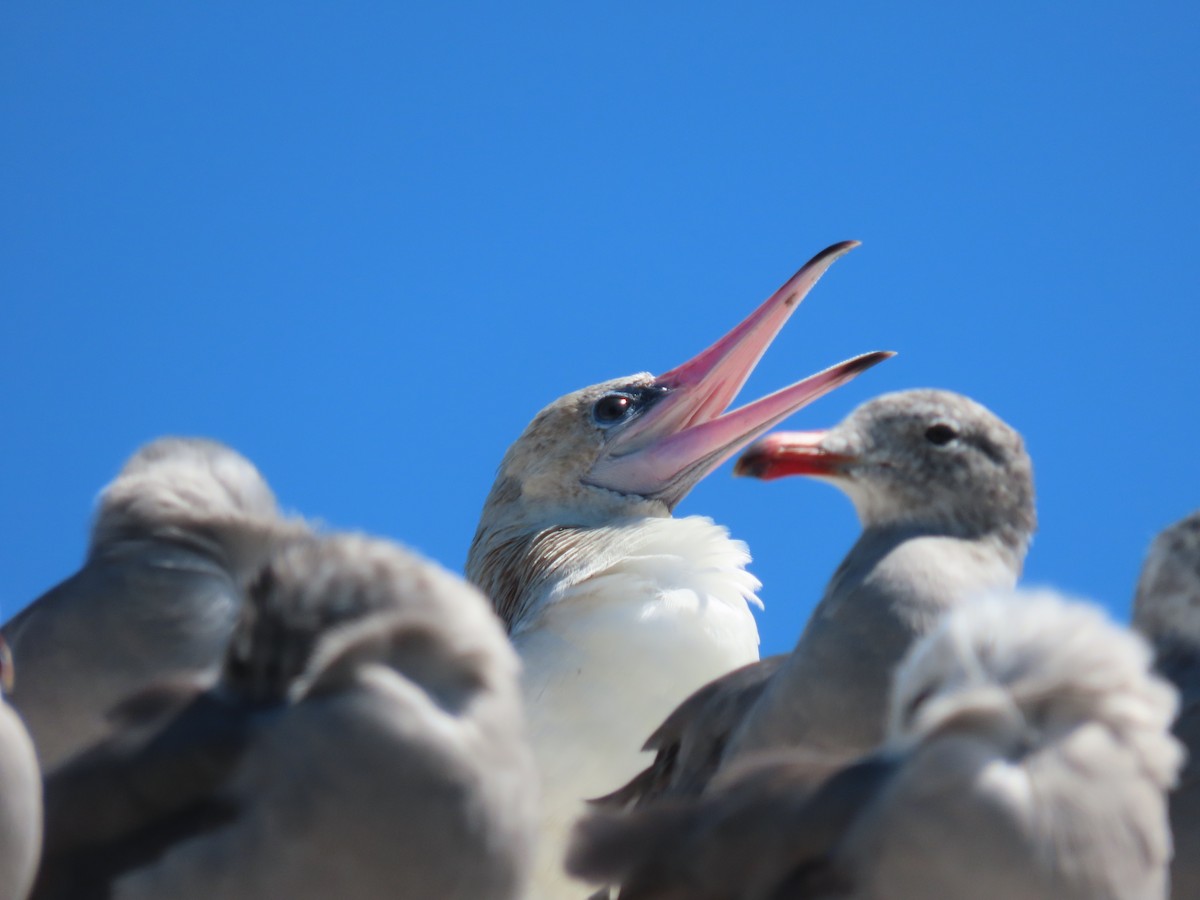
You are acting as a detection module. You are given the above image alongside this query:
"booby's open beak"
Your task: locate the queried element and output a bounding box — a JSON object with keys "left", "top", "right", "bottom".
{"left": 733, "top": 430, "right": 857, "bottom": 480}
{"left": 585, "top": 241, "right": 892, "bottom": 506}
{"left": 0, "top": 636, "right": 13, "bottom": 695}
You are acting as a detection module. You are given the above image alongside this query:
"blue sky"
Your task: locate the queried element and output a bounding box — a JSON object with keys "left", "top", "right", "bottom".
{"left": 3, "top": 4, "right": 1197, "bottom": 655}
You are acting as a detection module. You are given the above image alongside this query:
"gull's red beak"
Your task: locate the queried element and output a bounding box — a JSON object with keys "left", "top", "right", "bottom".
{"left": 585, "top": 242, "right": 892, "bottom": 507}
{"left": 0, "top": 636, "right": 13, "bottom": 695}
{"left": 733, "top": 430, "right": 856, "bottom": 480}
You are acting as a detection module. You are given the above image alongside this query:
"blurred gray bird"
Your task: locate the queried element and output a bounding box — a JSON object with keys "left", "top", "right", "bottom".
{"left": 569, "top": 591, "right": 1183, "bottom": 900}
{"left": 1134, "top": 510, "right": 1200, "bottom": 900}
{"left": 0, "top": 638, "right": 41, "bottom": 900}
{"left": 34, "top": 533, "right": 538, "bottom": 900}
{"left": 604, "top": 390, "right": 1036, "bottom": 808}
{"left": 466, "top": 243, "right": 891, "bottom": 897}
{"left": 2, "top": 437, "right": 308, "bottom": 771}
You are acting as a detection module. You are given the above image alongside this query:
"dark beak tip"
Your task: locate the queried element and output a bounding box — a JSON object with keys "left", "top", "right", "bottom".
{"left": 839, "top": 350, "right": 897, "bottom": 379}
{"left": 861, "top": 350, "right": 897, "bottom": 370}
{"left": 732, "top": 454, "right": 764, "bottom": 479}
{"left": 815, "top": 240, "right": 862, "bottom": 261}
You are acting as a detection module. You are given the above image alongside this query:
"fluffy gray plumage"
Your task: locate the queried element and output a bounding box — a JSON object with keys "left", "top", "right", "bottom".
{"left": 0, "top": 641, "right": 41, "bottom": 900}
{"left": 34, "top": 533, "right": 538, "bottom": 900}
{"left": 569, "top": 591, "right": 1183, "bottom": 900}
{"left": 2, "top": 437, "right": 308, "bottom": 770}
{"left": 1134, "top": 510, "right": 1200, "bottom": 900}
{"left": 604, "top": 390, "right": 1036, "bottom": 806}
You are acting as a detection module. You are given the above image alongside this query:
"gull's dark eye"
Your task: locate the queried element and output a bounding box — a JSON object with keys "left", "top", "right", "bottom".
{"left": 593, "top": 393, "right": 634, "bottom": 425}
{"left": 925, "top": 423, "right": 958, "bottom": 446}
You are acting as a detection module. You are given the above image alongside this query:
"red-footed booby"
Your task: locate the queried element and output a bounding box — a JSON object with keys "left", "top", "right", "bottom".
{"left": 1133, "top": 510, "right": 1200, "bottom": 900}
{"left": 601, "top": 390, "right": 1036, "bottom": 812}
{"left": 33, "top": 534, "right": 537, "bottom": 900}
{"left": 466, "top": 242, "right": 892, "bottom": 897}
{"left": 569, "top": 591, "right": 1182, "bottom": 900}
{"left": 0, "top": 638, "right": 41, "bottom": 900}
{"left": 2, "top": 438, "right": 310, "bottom": 771}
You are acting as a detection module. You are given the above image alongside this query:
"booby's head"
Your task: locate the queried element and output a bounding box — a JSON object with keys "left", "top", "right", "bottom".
{"left": 476, "top": 242, "right": 892, "bottom": 533}
{"left": 887, "top": 591, "right": 1182, "bottom": 791}
{"left": 736, "top": 389, "right": 1035, "bottom": 548}
{"left": 1133, "top": 510, "right": 1200, "bottom": 649}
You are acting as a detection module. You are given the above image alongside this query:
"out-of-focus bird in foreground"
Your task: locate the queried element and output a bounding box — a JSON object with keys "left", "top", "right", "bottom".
{"left": 34, "top": 533, "right": 538, "bottom": 900}
{"left": 0, "top": 638, "right": 41, "bottom": 900}
{"left": 1133, "top": 509, "right": 1200, "bottom": 900}
{"left": 569, "top": 591, "right": 1183, "bottom": 900}
{"left": 604, "top": 389, "right": 1035, "bottom": 808}
{"left": 466, "top": 242, "right": 892, "bottom": 897}
{"left": 2, "top": 438, "right": 310, "bottom": 772}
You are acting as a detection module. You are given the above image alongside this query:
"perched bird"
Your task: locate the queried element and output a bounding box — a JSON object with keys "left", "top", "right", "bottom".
{"left": 606, "top": 389, "right": 1036, "bottom": 808}
{"left": 569, "top": 591, "right": 1184, "bottom": 900}
{"left": 466, "top": 242, "right": 891, "bottom": 896}
{"left": 3, "top": 437, "right": 309, "bottom": 771}
{"left": 34, "top": 533, "right": 538, "bottom": 900}
{"left": 1133, "top": 510, "right": 1200, "bottom": 900}
{"left": 0, "top": 639, "right": 41, "bottom": 900}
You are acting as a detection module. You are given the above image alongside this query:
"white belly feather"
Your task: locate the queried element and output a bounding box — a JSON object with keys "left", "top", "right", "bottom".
{"left": 514, "top": 516, "right": 762, "bottom": 899}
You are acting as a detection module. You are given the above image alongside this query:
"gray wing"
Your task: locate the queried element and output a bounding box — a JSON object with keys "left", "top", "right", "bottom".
{"left": 569, "top": 752, "right": 899, "bottom": 900}
{"left": 1170, "top": 701, "right": 1200, "bottom": 900}
{"left": 591, "top": 656, "right": 787, "bottom": 809}
{"left": 1157, "top": 646, "right": 1200, "bottom": 900}
{"left": 724, "top": 530, "right": 1004, "bottom": 764}
{"left": 4, "top": 544, "right": 242, "bottom": 769}
{"left": 33, "top": 687, "right": 254, "bottom": 900}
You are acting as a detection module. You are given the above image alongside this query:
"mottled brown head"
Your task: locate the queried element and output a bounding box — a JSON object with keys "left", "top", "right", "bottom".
{"left": 466, "top": 243, "right": 893, "bottom": 624}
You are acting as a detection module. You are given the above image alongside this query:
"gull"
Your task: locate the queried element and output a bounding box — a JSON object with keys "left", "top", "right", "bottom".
{"left": 605, "top": 389, "right": 1036, "bottom": 808}
{"left": 569, "top": 590, "right": 1183, "bottom": 900}
{"left": 3, "top": 437, "right": 308, "bottom": 770}
{"left": 1133, "top": 509, "right": 1200, "bottom": 900}
{"left": 466, "top": 242, "right": 891, "bottom": 896}
{"left": 34, "top": 534, "right": 538, "bottom": 900}
{"left": 0, "top": 638, "right": 40, "bottom": 900}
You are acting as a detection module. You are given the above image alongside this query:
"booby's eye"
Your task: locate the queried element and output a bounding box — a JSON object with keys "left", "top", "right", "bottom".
{"left": 592, "top": 393, "right": 635, "bottom": 425}
{"left": 925, "top": 423, "right": 958, "bottom": 446}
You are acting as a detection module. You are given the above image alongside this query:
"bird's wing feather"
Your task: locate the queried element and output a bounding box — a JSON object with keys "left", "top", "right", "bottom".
{"left": 35, "top": 687, "right": 254, "bottom": 899}
{"left": 570, "top": 752, "right": 898, "bottom": 900}
{"left": 591, "top": 656, "right": 788, "bottom": 809}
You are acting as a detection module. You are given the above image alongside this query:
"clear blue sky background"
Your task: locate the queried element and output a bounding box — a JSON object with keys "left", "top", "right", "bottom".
{"left": 3, "top": 4, "right": 1196, "bottom": 656}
